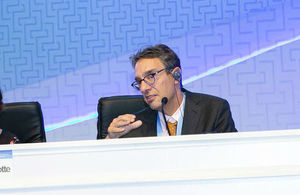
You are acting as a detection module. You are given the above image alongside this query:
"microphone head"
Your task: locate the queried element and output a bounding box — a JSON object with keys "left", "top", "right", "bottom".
{"left": 161, "top": 97, "right": 168, "bottom": 104}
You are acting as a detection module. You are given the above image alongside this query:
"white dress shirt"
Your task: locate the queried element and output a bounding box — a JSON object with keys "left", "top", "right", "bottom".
{"left": 157, "top": 93, "right": 186, "bottom": 136}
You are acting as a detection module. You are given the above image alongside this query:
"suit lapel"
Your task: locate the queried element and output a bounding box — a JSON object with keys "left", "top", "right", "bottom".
{"left": 181, "top": 91, "right": 201, "bottom": 135}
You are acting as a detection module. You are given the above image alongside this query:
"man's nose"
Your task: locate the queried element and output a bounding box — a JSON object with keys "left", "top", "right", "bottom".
{"left": 139, "top": 80, "right": 151, "bottom": 92}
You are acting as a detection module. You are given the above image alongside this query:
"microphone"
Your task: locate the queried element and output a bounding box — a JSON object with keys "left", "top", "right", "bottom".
{"left": 161, "top": 97, "right": 168, "bottom": 105}
{"left": 161, "top": 97, "right": 171, "bottom": 135}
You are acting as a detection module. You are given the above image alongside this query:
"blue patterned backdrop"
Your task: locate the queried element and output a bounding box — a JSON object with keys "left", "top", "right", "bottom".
{"left": 1, "top": 0, "right": 300, "bottom": 141}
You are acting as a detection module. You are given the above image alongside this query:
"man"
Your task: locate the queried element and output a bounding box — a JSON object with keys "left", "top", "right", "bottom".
{"left": 106, "top": 44, "right": 237, "bottom": 139}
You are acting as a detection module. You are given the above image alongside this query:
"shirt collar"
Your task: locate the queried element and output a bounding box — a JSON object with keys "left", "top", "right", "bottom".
{"left": 162, "top": 93, "right": 185, "bottom": 122}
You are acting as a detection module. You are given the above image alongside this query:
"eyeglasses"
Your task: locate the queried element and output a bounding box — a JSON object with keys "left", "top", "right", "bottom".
{"left": 131, "top": 68, "right": 166, "bottom": 90}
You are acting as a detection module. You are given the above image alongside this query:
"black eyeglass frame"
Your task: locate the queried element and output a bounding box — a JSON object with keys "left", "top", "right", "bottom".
{"left": 131, "top": 68, "right": 166, "bottom": 90}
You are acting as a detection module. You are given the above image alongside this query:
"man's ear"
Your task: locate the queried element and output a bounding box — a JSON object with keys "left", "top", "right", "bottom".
{"left": 171, "top": 67, "right": 182, "bottom": 82}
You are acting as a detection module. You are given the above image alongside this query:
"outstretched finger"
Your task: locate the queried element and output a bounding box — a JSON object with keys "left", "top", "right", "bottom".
{"left": 122, "top": 120, "right": 143, "bottom": 133}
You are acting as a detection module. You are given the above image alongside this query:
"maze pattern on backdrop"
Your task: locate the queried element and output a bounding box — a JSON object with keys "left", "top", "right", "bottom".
{"left": 1, "top": 0, "right": 298, "bottom": 90}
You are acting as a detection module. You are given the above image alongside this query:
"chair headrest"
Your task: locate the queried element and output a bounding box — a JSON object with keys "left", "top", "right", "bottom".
{"left": 0, "top": 102, "right": 46, "bottom": 143}
{"left": 97, "top": 95, "right": 147, "bottom": 139}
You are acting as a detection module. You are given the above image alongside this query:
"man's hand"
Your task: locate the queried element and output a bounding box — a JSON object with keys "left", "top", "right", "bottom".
{"left": 106, "top": 114, "right": 142, "bottom": 139}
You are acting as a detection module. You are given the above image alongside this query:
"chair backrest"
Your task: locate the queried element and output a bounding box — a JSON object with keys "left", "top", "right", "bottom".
{"left": 97, "top": 95, "right": 147, "bottom": 139}
{"left": 0, "top": 102, "right": 46, "bottom": 143}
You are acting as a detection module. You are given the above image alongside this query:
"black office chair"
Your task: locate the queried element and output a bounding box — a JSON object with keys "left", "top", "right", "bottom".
{"left": 0, "top": 102, "right": 46, "bottom": 143}
{"left": 97, "top": 95, "right": 147, "bottom": 139}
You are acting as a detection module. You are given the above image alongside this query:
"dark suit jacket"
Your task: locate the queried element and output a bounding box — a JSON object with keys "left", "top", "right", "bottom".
{"left": 122, "top": 89, "right": 237, "bottom": 138}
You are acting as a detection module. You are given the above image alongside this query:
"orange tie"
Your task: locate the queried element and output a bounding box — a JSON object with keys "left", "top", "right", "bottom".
{"left": 167, "top": 121, "right": 177, "bottom": 136}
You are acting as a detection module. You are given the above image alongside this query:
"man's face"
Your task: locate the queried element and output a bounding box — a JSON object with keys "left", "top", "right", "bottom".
{"left": 135, "top": 58, "right": 177, "bottom": 111}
